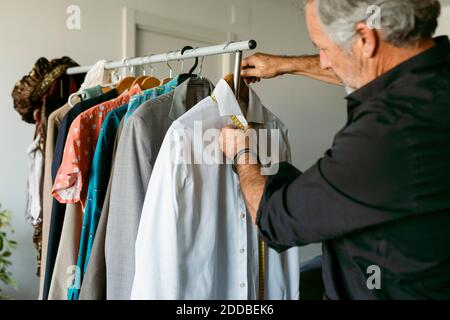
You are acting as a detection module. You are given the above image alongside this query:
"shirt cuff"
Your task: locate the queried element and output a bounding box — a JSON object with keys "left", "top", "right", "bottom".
{"left": 52, "top": 172, "right": 82, "bottom": 204}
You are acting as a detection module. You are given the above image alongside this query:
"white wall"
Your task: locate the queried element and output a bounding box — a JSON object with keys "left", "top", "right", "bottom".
{"left": 1, "top": 0, "right": 447, "bottom": 300}
{"left": 437, "top": 2, "right": 450, "bottom": 36}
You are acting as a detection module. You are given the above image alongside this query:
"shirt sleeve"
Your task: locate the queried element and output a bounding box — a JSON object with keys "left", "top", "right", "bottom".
{"left": 52, "top": 116, "right": 92, "bottom": 206}
{"left": 257, "top": 107, "right": 419, "bottom": 253}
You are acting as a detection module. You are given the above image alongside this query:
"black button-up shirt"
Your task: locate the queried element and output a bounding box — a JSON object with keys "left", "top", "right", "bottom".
{"left": 257, "top": 36, "right": 450, "bottom": 300}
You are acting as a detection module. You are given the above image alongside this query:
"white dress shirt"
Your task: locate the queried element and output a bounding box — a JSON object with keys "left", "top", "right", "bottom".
{"left": 131, "top": 79, "right": 301, "bottom": 300}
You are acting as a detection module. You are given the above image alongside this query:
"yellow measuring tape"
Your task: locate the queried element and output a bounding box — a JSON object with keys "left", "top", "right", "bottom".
{"left": 230, "top": 115, "right": 246, "bottom": 130}
{"left": 212, "top": 92, "right": 265, "bottom": 300}
{"left": 212, "top": 93, "right": 247, "bottom": 130}
{"left": 258, "top": 238, "right": 265, "bottom": 300}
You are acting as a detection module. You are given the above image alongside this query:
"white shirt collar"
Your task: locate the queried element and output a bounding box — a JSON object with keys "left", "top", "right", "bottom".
{"left": 212, "top": 79, "right": 265, "bottom": 126}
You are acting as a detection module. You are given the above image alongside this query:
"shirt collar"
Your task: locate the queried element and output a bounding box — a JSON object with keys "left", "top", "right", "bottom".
{"left": 213, "top": 79, "right": 265, "bottom": 125}
{"left": 169, "top": 77, "right": 215, "bottom": 121}
{"left": 346, "top": 36, "right": 450, "bottom": 112}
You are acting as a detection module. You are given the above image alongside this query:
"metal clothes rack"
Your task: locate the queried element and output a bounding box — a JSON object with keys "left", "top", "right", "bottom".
{"left": 66, "top": 40, "right": 257, "bottom": 98}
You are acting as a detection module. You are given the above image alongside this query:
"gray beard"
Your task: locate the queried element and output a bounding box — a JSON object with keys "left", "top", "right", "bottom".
{"left": 345, "top": 85, "right": 356, "bottom": 95}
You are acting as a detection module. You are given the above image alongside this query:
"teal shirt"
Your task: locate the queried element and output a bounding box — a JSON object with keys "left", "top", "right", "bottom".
{"left": 68, "top": 104, "right": 128, "bottom": 300}
{"left": 125, "top": 76, "right": 179, "bottom": 120}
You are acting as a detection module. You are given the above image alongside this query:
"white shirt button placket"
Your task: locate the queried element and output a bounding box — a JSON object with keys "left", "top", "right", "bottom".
{"left": 237, "top": 178, "right": 248, "bottom": 300}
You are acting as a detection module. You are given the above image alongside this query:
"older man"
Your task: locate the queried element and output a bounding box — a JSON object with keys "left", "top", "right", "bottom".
{"left": 220, "top": 0, "right": 450, "bottom": 299}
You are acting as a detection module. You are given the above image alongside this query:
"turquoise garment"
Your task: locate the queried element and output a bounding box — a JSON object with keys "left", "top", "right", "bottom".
{"left": 68, "top": 104, "right": 128, "bottom": 300}
{"left": 125, "top": 76, "right": 179, "bottom": 120}
{"left": 81, "top": 85, "right": 104, "bottom": 101}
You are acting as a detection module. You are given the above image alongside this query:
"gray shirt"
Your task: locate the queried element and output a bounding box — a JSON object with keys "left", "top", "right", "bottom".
{"left": 105, "top": 78, "right": 213, "bottom": 300}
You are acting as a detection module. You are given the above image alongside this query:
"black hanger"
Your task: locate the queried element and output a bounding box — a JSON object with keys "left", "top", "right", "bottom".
{"left": 178, "top": 46, "right": 199, "bottom": 83}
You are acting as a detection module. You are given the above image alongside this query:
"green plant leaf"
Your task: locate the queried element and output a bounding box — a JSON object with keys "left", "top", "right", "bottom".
{"left": 0, "top": 208, "right": 17, "bottom": 293}
{"left": 7, "top": 240, "right": 17, "bottom": 249}
{"left": 0, "top": 256, "right": 9, "bottom": 264}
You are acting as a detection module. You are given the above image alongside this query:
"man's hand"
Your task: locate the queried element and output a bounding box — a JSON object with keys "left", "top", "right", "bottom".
{"left": 220, "top": 125, "right": 250, "bottom": 161}
{"left": 241, "top": 53, "right": 285, "bottom": 84}
{"left": 220, "top": 125, "right": 266, "bottom": 224}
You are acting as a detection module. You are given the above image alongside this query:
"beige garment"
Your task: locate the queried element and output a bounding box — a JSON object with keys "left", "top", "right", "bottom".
{"left": 48, "top": 203, "right": 83, "bottom": 300}
{"left": 79, "top": 119, "right": 125, "bottom": 300}
{"left": 39, "top": 101, "right": 75, "bottom": 299}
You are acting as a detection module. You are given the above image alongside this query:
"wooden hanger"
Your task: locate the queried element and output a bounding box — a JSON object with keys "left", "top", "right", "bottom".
{"left": 101, "top": 85, "right": 115, "bottom": 94}
{"left": 115, "top": 76, "right": 136, "bottom": 95}
{"left": 131, "top": 76, "right": 147, "bottom": 88}
{"left": 141, "top": 76, "right": 161, "bottom": 90}
{"left": 160, "top": 77, "right": 172, "bottom": 85}
{"left": 140, "top": 61, "right": 161, "bottom": 90}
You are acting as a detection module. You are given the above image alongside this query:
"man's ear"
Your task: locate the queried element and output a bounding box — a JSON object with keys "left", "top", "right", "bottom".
{"left": 355, "top": 22, "right": 379, "bottom": 58}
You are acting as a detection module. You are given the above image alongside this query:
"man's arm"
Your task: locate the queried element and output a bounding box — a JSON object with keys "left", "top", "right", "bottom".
{"left": 235, "top": 154, "right": 267, "bottom": 224}
{"left": 220, "top": 126, "right": 266, "bottom": 223}
{"left": 241, "top": 53, "right": 342, "bottom": 86}
{"left": 221, "top": 106, "right": 421, "bottom": 251}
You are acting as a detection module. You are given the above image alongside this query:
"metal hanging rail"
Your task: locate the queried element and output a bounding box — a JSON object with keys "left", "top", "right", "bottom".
{"left": 66, "top": 40, "right": 257, "bottom": 75}
{"left": 66, "top": 40, "right": 257, "bottom": 98}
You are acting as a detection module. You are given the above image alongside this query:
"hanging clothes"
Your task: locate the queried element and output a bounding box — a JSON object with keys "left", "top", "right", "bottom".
{"left": 60, "top": 86, "right": 142, "bottom": 300}
{"left": 40, "top": 97, "right": 79, "bottom": 299}
{"left": 26, "top": 135, "right": 44, "bottom": 226}
{"left": 81, "top": 86, "right": 104, "bottom": 101}
{"left": 47, "top": 87, "right": 107, "bottom": 300}
{"left": 26, "top": 133, "right": 45, "bottom": 277}
{"left": 105, "top": 78, "right": 214, "bottom": 300}
{"left": 79, "top": 118, "right": 126, "bottom": 300}
{"left": 48, "top": 202, "right": 83, "bottom": 300}
{"left": 131, "top": 79, "right": 301, "bottom": 300}
{"left": 52, "top": 86, "right": 142, "bottom": 208}
{"left": 71, "top": 78, "right": 182, "bottom": 300}
{"left": 68, "top": 104, "right": 129, "bottom": 300}
{"left": 38, "top": 76, "right": 84, "bottom": 153}
{"left": 78, "top": 60, "right": 112, "bottom": 95}
{"left": 125, "top": 76, "right": 179, "bottom": 120}
{"left": 42, "top": 89, "right": 118, "bottom": 300}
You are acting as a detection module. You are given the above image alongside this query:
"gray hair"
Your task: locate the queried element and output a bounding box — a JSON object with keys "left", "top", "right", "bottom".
{"left": 312, "top": 0, "right": 441, "bottom": 49}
